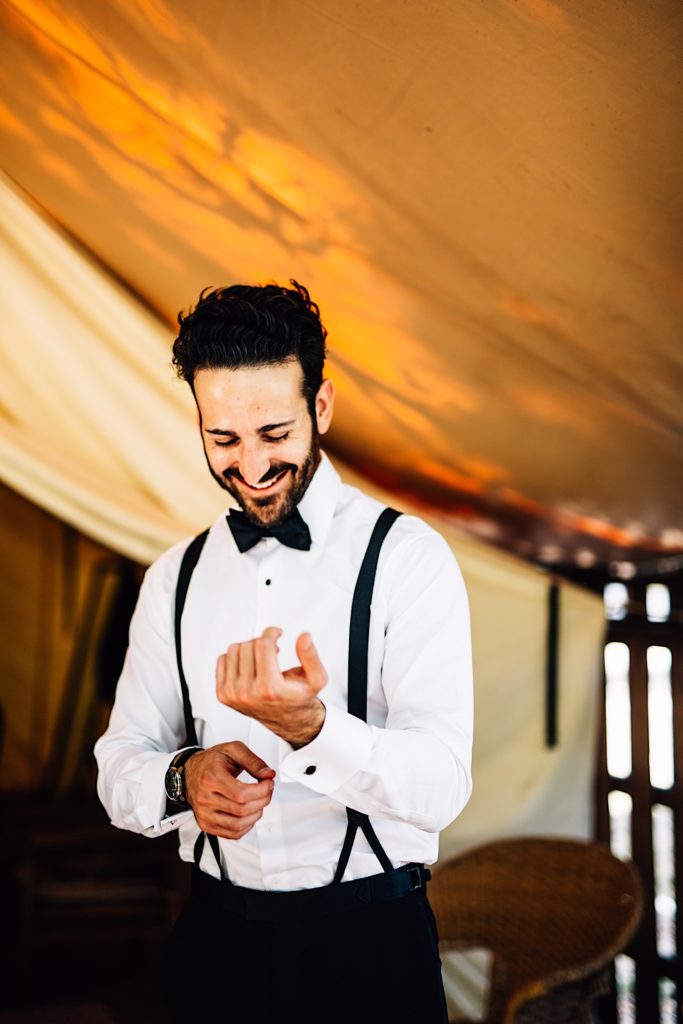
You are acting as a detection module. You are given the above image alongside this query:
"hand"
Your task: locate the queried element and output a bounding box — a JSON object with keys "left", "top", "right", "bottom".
{"left": 216, "top": 627, "right": 327, "bottom": 747}
{"left": 183, "top": 741, "right": 275, "bottom": 840}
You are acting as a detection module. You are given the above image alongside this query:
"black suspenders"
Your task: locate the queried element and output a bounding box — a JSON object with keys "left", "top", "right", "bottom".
{"left": 174, "top": 527, "right": 209, "bottom": 749}
{"left": 173, "top": 526, "right": 223, "bottom": 871}
{"left": 332, "top": 507, "right": 400, "bottom": 881}
{"left": 173, "top": 507, "right": 402, "bottom": 884}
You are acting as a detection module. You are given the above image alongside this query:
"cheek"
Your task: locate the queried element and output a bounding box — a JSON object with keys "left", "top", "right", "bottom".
{"left": 281, "top": 440, "right": 311, "bottom": 467}
{"left": 205, "top": 446, "right": 234, "bottom": 474}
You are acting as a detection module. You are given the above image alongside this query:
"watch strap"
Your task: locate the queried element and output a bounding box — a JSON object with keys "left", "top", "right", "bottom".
{"left": 165, "top": 745, "right": 203, "bottom": 804}
{"left": 170, "top": 745, "right": 203, "bottom": 772}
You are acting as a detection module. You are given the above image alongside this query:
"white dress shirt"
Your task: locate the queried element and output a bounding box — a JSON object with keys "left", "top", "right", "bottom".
{"left": 95, "top": 453, "right": 473, "bottom": 890}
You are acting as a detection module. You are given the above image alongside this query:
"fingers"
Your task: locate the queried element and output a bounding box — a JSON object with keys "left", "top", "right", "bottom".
{"left": 215, "top": 630, "right": 328, "bottom": 744}
{"left": 254, "top": 631, "right": 284, "bottom": 694}
{"left": 216, "top": 643, "right": 239, "bottom": 706}
{"left": 192, "top": 772, "right": 273, "bottom": 839}
{"left": 185, "top": 743, "right": 275, "bottom": 803}
{"left": 198, "top": 807, "right": 267, "bottom": 841}
{"left": 186, "top": 742, "right": 276, "bottom": 839}
{"left": 216, "top": 629, "right": 282, "bottom": 709}
{"left": 221, "top": 740, "right": 276, "bottom": 781}
{"left": 295, "top": 632, "right": 328, "bottom": 693}
{"left": 261, "top": 626, "right": 282, "bottom": 645}
{"left": 193, "top": 780, "right": 273, "bottom": 819}
{"left": 194, "top": 792, "right": 270, "bottom": 839}
{"left": 237, "top": 638, "right": 255, "bottom": 682}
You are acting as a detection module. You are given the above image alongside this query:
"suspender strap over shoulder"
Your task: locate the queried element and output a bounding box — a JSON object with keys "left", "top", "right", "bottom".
{"left": 175, "top": 528, "right": 209, "bottom": 748}
{"left": 175, "top": 529, "right": 221, "bottom": 875}
{"left": 333, "top": 507, "right": 402, "bottom": 884}
{"left": 347, "top": 507, "right": 402, "bottom": 720}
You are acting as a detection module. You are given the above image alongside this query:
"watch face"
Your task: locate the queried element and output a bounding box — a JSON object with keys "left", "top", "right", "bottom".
{"left": 165, "top": 767, "right": 183, "bottom": 802}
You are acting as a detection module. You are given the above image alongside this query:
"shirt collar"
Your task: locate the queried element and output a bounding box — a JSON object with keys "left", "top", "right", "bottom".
{"left": 297, "top": 450, "right": 341, "bottom": 548}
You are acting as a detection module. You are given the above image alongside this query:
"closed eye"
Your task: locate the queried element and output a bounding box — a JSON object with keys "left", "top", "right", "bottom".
{"left": 264, "top": 433, "right": 290, "bottom": 443}
{"left": 213, "top": 437, "right": 238, "bottom": 448}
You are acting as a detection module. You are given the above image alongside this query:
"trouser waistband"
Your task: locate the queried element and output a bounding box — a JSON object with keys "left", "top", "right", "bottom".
{"left": 190, "top": 862, "right": 431, "bottom": 921}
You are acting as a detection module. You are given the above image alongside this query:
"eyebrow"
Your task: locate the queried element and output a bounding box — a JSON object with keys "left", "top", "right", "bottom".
{"left": 205, "top": 419, "right": 296, "bottom": 437}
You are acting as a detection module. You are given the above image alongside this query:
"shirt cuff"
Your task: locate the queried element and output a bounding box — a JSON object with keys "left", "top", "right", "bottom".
{"left": 278, "top": 704, "right": 372, "bottom": 794}
{"left": 154, "top": 806, "right": 194, "bottom": 835}
{"left": 139, "top": 748, "right": 194, "bottom": 836}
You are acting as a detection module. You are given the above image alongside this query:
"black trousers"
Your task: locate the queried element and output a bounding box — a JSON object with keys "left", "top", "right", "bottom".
{"left": 162, "top": 872, "right": 449, "bottom": 1024}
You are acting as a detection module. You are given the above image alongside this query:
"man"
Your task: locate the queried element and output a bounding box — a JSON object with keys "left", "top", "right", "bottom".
{"left": 95, "top": 280, "right": 473, "bottom": 1023}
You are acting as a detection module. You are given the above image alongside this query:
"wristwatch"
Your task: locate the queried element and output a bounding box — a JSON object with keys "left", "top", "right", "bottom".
{"left": 164, "top": 746, "right": 203, "bottom": 804}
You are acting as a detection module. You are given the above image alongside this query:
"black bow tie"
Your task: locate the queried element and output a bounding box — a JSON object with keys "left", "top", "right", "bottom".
{"left": 227, "top": 508, "right": 312, "bottom": 553}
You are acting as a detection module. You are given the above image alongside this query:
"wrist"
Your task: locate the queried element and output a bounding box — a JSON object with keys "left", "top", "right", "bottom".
{"left": 164, "top": 746, "right": 203, "bottom": 805}
{"left": 287, "top": 700, "right": 326, "bottom": 750}
{"left": 183, "top": 747, "right": 205, "bottom": 805}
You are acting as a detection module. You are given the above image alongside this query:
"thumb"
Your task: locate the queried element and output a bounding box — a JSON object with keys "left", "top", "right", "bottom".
{"left": 295, "top": 633, "right": 328, "bottom": 691}
{"left": 243, "top": 750, "right": 276, "bottom": 781}
{"left": 222, "top": 741, "right": 275, "bottom": 781}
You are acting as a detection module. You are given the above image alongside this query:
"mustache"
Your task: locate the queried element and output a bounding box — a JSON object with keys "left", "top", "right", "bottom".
{"left": 223, "top": 462, "right": 297, "bottom": 485}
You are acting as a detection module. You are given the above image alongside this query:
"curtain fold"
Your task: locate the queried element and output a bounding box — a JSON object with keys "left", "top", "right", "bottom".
{"left": 0, "top": 172, "right": 228, "bottom": 563}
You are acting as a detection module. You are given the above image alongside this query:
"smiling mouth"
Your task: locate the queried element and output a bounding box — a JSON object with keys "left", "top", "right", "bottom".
{"left": 239, "top": 468, "right": 290, "bottom": 492}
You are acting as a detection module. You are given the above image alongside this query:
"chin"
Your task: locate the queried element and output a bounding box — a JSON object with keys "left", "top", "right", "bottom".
{"left": 250, "top": 495, "right": 295, "bottom": 525}
{"left": 232, "top": 481, "right": 294, "bottom": 524}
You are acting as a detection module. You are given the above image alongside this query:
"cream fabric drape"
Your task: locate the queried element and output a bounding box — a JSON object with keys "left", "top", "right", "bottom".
{"left": 2, "top": 0, "right": 681, "bottom": 572}
{"left": 0, "top": 172, "right": 604, "bottom": 853}
{"left": 0, "top": 172, "right": 229, "bottom": 564}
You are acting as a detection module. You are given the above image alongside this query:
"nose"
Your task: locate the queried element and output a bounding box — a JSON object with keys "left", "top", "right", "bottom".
{"left": 237, "top": 441, "right": 272, "bottom": 485}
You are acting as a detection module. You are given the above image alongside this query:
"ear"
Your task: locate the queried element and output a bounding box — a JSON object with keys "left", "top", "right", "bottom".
{"left": 315, "top": 378, "right": 335, "bottom": 435}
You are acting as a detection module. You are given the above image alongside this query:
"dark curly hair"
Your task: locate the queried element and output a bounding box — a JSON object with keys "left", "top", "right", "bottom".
{"left": 172, "top": 280, "right": 328, "bottom": 414}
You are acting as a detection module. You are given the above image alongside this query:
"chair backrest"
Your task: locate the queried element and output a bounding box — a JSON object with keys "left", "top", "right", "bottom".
{"left": 429, "top": 836, "right": 643, "bottom": 1023}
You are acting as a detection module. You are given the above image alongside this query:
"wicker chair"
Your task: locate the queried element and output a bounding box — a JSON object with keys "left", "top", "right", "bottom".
{"left": 429, "top": 836, "right": 643, "bottom": 1024}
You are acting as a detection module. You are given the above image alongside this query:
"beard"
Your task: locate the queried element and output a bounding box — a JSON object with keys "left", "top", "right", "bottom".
{"left": 206, "top": 423, "right": 321, "bottom": 528}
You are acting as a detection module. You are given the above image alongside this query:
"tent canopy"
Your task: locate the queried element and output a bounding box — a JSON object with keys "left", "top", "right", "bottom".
{"left": 0, "top": 1, "right": 617, "bottom": 874}
{"left": 1, "top": 0, "right": 681, "bottom": 572}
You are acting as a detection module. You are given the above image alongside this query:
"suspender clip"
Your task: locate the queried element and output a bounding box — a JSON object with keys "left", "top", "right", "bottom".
{"left": 407, "top": 864, "right": 425, "bottom": 891}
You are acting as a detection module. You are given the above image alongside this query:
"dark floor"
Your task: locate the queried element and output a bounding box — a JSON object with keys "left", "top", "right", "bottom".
{"left": 0, "top": 792, "right": 188, "bottom": 1024}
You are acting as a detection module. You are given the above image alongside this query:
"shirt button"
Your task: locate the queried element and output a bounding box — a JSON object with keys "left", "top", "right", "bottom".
{"left": 265, "top": 579, "right": 272, "bottom": 586}
{"left": 304, "top": 764, "right": 317, "bottom": 776}
{"left": 271, "top": 875, "right": 282, "bottom": 888}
